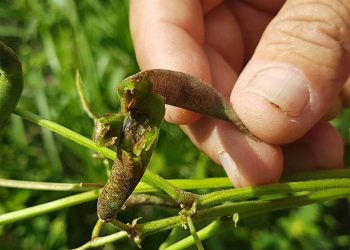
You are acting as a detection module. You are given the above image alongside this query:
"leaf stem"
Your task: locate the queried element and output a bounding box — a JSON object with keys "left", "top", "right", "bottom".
{"left": 0, "top": 190, "right": 99, "bottom": 225}
{"left": 73, "top": 231, "right": 128, "bottom": 250}
{"left": 75, "top": 70, "right": 97, "bottom": 120}
{"left": 14, "top": 107, "right": 114, "bottom": 159}
{"left": 164, "top": 219, "right": 223, "bottom": 250}
{"left": 199, "top": 178, "right": 350, "bottom": 207}
{"left": 0, "top": 177, "right": 228, "bottom": 193}
{"left": 195, "top": 188, "right": 350, "bottom": 221}
{"left": 186, "top": 216, "right": 204, "bottom": 250}
{"left": 111, "top": 218, "right": 131, "bottom": 232}
{"left": 91, "top": 219, "right": 104, "bottom": 239}
{"left": 0, "top": 178, "right": 101, "bottom": 191}
{"left": 142, "top": 170, "right": 199, "bottom": 206}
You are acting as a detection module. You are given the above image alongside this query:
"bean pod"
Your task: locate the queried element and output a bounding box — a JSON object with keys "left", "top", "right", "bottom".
{"left": 0, "top": 41, "right": 23, "bottom": 132}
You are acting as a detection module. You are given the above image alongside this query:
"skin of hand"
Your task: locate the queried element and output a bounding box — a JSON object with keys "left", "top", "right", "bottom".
{"left": 129, "top": 0, "right": 350, "bottom": 187}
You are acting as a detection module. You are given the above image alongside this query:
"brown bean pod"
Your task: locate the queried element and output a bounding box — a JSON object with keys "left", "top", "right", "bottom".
{"left": 97, "top": 148, "right": 145, "bottom": 221}
{"left": 96, "top": 83, "right": 164, "bottom": 221}
{"left": 125, "top": 69, "right": 258, "bottom": 141}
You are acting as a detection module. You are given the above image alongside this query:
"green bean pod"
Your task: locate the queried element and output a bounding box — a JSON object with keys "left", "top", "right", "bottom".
{"left": 0, "top": 41, "right": 23, "bottom": 132}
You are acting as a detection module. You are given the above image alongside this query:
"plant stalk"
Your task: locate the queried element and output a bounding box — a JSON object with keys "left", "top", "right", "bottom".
{"left": 74, "top": 188, "right": 350, "bottom": 249}
{"left": 0, "top": 190, "right": 99, "bottom": 225}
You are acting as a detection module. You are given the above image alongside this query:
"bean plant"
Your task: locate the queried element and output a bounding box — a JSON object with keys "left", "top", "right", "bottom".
{"left": 0, "top": 1, "right": 349, "bottom": 249}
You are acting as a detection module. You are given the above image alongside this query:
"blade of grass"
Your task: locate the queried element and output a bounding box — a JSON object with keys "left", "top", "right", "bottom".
{"left": 33, "top": 70, "right": 63, "bottom": 174}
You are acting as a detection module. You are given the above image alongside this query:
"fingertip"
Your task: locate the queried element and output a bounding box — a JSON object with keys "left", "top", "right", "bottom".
{"left": 213, "top": 122, "right": 283, "bottom": 187}
{"left": 219, "top": 140, "right": 283, "bottom": 187}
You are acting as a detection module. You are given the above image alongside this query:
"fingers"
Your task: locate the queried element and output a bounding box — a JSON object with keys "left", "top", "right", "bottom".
{"left": 231, "top": 0, "right": 350, "bottom": 144}
{"left": 243, "top": 0, "right": 286, "bottom": 13}
{"left": 204, "top": 3, "right": 244, "bottom": 72}
{"left": 183, "top": 120, "right": 283, "bottom": 187}
{"left": 228, "top": 0, "right": 274, "bottom": 61}
{"left": 341, "top": 76, "right": 350, "bottom": 107}
{"left": 201, "top": 0, "right": 223, "bottom": 14}
{"left": 129, "top": 0, "right": 211, "bottom": 124}
{"left": 283, "top": 121, "right": 344, "bottom": 172}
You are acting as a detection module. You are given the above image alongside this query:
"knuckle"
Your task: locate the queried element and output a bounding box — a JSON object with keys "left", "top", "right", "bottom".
{"left": 282, "top": 1, "right": 349, "bottom": 51}
{"left": 261, "top": 0, "right": 350, "bottom": 80}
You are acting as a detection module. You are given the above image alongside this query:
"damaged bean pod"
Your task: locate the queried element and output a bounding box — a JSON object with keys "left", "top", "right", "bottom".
{"left": 94, "top": 73, "right": 165, "bottom": 221}
{"left": 94, "top": 69, "right": 257, "bottom": 221}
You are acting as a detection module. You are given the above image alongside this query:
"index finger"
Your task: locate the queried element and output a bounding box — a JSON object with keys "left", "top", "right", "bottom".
{"left": 129, "top": 0, "right": 211, "bottom": 124}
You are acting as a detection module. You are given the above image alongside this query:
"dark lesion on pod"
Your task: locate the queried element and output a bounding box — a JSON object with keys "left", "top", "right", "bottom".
{"left": 95, "top": 76, "right": 165, "bottom": 221}
{"left": 97, "top": 110, "right": 154, "bottom": 221}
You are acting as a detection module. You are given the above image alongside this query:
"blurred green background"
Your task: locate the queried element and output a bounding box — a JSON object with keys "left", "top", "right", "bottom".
{"left": 0, "top": 0, "right": 349, "bottom": 249}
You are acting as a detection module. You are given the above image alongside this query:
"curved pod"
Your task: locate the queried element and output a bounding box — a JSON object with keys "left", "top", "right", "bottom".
{"left": 0, "top": 41, "right": 23, "bottom": 132}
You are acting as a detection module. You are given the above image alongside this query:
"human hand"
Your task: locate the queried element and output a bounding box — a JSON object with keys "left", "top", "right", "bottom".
{"left": 129, "top": 0, "right": 350, "bottom": 187}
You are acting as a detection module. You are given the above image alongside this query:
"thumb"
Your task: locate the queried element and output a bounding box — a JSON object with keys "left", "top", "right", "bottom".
{"left": 232, "top": 0, "right": 350, "bottom": 144}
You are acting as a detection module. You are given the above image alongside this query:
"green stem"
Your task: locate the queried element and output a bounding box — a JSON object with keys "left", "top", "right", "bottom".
{"left": 110, "top": 218, "right": 131, "bottom": 232}
{"left": 164, "top": 219, "right": 223, "bottom": 250}
{"left": 0, "top": 178, "right": 350, "bottom": 224}
{"left": 73, "top": 231, "right": 128, "bottom": 250}
{"left": 0, "top": 190, "right": 99, "bottom": 225}
{"left": 2, "top": 178, "right": 349, "bottom": 225}
{"left": 0, "top": 177, "right": 229, "bottom": 192}
{"left": 142, "top": 170, "right": 198, "bottom": 205}
{"left": 199, "top": 178, "right": 350, "bottom": 207}
{"left": 124, "top": 194, "right": 179, "bottom": 208}
{"left": 14, "top": 107, "right": 114, "bottom": 159}
{"left": 140, "top": 215, "right": 180, "bottom": 236}
{"left": 136, "top": 177, "right": 231, "bottom": 193}
{"left": 2, "top": 174, "right": 350, "bottom": 195}
{"left": 75, "top": 70, "right": 97, "bottom": 120}
{"left": 0, "top": 178, "right": 101, "bottom": 191}
{"left": 91, "top": 219, "right": 104, "bottom": 239}
{"left": 195, "top": 188, "right": 350, "bottom": 220}
{"left": 186, "top": 216, "right": 204, "bottom": 250}
{"left": 0, "top": 177, "right": 227, "bottom": 193}
{"left": 74, "top": 188, "right": 350, "bottom": 249}
{"left": 142, "top": 170, "right": 181, "bottom": 199}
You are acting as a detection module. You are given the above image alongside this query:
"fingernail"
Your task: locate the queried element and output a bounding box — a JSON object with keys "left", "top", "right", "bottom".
{"left": 245, "top": 67, "right": 310, "bottom": 117}
{"left": 218, "top": 151, "right": 241, "bottom": 187}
